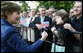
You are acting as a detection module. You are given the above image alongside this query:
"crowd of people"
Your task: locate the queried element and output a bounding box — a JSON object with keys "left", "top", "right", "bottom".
{"left": 1, "top": 1, "right": 82, "bottom": 52}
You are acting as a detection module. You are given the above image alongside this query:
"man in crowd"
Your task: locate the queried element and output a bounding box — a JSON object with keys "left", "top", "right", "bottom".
{"left": 69, "top": 8, "right": 76, "bottom": 21}
{"left": 64, "top": 1, "right": 82, "bottom": 52}
{"left": 27, "top": 9, "right": 36, "bottom": 44}
{"left": 45, "top": 10, "right": 49, "bottom": 16}
{"left": 48, "top": 7, "right": 56, "bottom": 22}
{"left": 29, "top": 6, "right": 53, "bottom": 52}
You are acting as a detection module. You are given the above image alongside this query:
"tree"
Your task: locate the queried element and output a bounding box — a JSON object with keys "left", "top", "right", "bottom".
{"left": 19, "top": 1, "right": 30, "bottom": 12}
{"left": 36, "top": 1, "right": 74, "bottom": 13}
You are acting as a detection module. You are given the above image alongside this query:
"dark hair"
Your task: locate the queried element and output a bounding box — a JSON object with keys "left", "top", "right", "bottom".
{"left": 29, "top": 9, "right": 35, "bottom": 12}
{"left": 1, "top": 1, "right": 21, "bottom": 19}
{"left": 39, "top": 6, "right": 46, "bottom": 9}
{"left": 54, "top": 11, "right": 69, "bottom": 23}
{"left": 49, "top": 6, "right": 55, "bottom": 9}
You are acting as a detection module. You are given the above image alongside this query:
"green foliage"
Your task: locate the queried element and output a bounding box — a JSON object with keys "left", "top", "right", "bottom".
{"left": 19, "top": 1, "right": 30, "bottom": 12}
{"left": 36, "top": 1, "right": 74, "bottom": 13}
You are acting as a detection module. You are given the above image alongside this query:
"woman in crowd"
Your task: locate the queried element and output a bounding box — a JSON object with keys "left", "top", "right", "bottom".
{"left": 19, "top": 11, "right": 29, "bottom": 41}
{"left": 51, "top": 10, "right": 76, "bottom": 52}
{"left": 1, "top": 1, "right": 48, "bottom": 52}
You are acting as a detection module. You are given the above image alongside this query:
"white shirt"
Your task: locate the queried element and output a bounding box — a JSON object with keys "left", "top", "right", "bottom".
{"left": 40, "top": 16, "right": 45, "bottom": 22}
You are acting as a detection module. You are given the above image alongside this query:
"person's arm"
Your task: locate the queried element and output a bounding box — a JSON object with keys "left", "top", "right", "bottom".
{"left": 46, "top": 17, "right": 52, "bottom": 31}
{"left": 6, "top": 32, "right": 48, "bottom": 52}
{"left": 70, "top": 21, "right": 82, "bottom": 40}
{"left": 63, "top": 23, "right": 81, "bottom": 40}
{"left": 29, "top": 18, "right": 43, "bottom": 30}
{"left": 51, "top": 27, "right": 69, "bottom": 41}
{"left": 43, "top": 17, "right": 52, "bottom": 32}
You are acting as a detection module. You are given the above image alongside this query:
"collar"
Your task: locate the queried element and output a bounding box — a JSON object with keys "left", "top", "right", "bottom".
{"left": 78, "top": 16, "right": 82, "bottom": 21}
{"left": 1, "top": 18, "right": 12, "bottom": 26}
{"left": 40, "top": 16, "right": 45, "bottom": 18}
{"left": 74, "top": 16, "right": 82, "bottom": 22}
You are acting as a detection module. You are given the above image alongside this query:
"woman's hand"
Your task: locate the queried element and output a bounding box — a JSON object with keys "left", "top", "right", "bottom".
{"left": 51, "top": 27, "right": 56, "bottom": 32}
{"left": 40, "top": 31, "right": 48, "bottom": 41}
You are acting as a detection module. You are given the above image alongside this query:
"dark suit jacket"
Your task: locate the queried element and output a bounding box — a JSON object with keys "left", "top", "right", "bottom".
{"left": 29, "top": 16, "right": 53, "bottom": 42}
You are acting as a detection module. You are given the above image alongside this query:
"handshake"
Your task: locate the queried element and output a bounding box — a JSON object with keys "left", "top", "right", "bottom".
{"left": 40, "top": 31, "right": 48, "bottom": 41}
